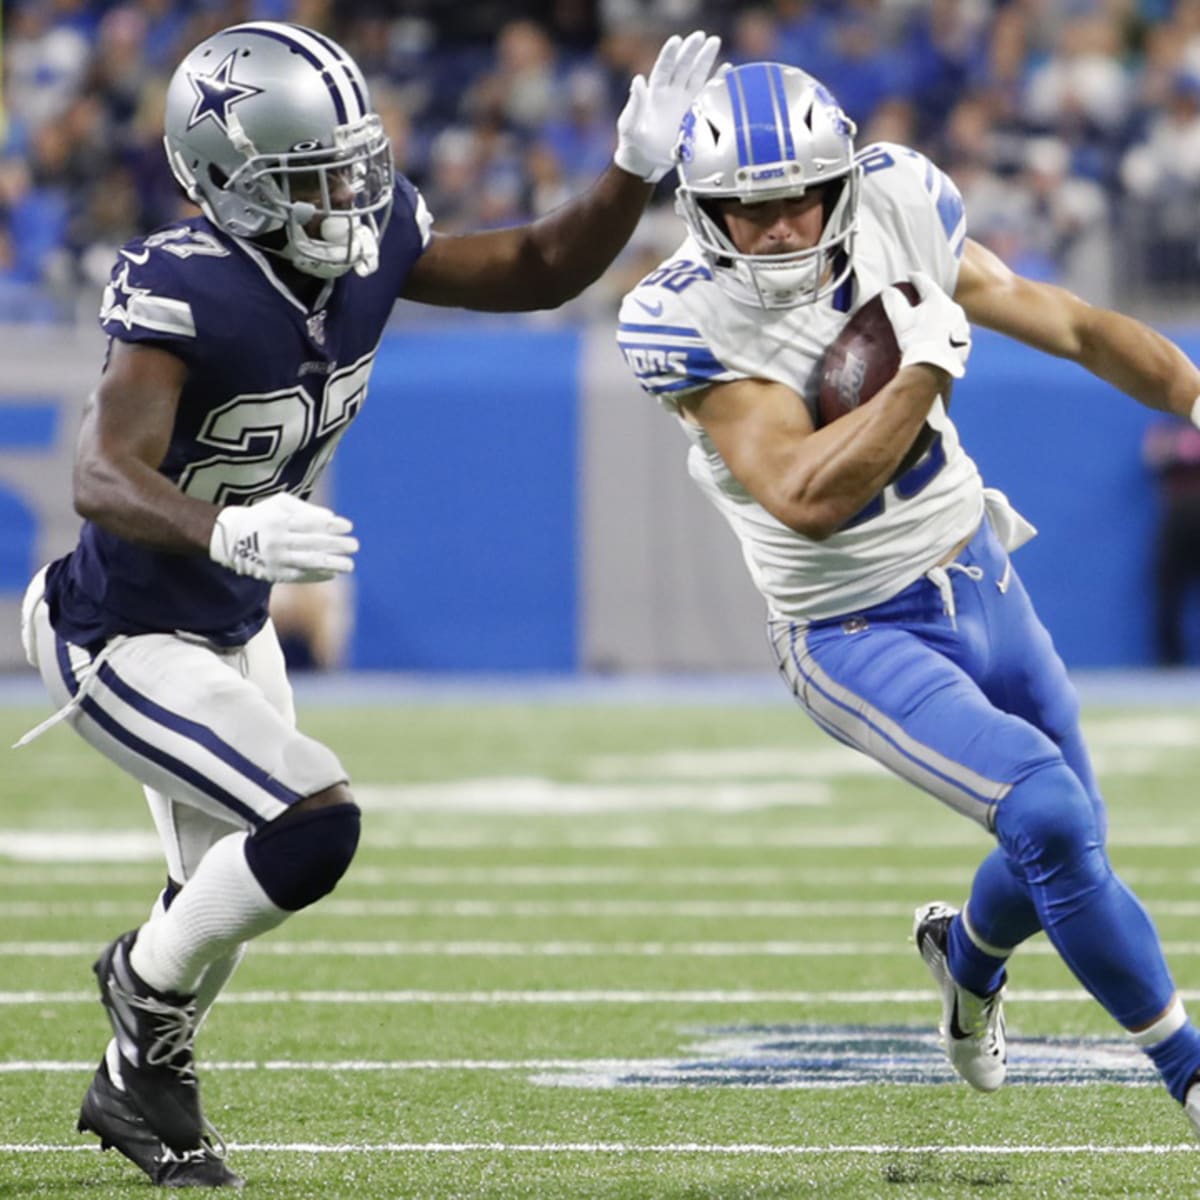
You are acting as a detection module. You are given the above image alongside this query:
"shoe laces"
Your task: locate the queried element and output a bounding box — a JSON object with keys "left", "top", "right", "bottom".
{"left": 127, "top": 990, "right": 199, "bottom": 1082}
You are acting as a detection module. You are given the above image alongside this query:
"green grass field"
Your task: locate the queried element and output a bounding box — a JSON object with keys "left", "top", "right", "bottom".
{"left": 4, "top": 695, "right": 1200, "bottom": 1198}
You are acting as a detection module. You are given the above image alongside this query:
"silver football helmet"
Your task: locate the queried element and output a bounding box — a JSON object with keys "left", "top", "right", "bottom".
{"left": 674, "top": 63, "right": 860, "bottom": 309}
{"left": 163, "top": 22, "right": 394, "bottom": 279}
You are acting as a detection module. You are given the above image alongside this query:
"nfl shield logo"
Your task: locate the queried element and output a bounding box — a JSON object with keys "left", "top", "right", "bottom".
{"left": 306, "top": 310, "right": 327, "bottom": 347}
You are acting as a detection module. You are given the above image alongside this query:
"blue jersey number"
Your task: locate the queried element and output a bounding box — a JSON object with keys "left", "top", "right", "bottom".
{"left": 841, "top": 431, "right": 947, "bottom": 530}
{"left": 641, "top": 258, "right": 712, "bottom": 294}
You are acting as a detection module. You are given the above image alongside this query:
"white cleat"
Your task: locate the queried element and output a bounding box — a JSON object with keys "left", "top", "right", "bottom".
{"left": 1184, "top": 1080, "right": 1200, "bottom": 1143}
{"left": 913, "top": 901, "right": 1007, "bottom": 1093}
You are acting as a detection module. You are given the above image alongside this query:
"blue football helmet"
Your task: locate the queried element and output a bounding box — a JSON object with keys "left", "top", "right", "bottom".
{"left": 163, "top": 22, "right": 394, "bottom": 279}
{"left": 674, "top": 63, "right": 860, "bottom": 309}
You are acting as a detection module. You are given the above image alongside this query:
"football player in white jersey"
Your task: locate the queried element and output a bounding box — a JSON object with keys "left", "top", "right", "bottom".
{"left": 18, "top": 21, "right": 720, "bottom": 1188}
{"left": 618, "top": 62, "right": 1200, "bottom": 1136}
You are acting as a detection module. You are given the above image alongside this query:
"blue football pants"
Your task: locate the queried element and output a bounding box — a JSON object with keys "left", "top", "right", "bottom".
{"left": 770, "top": 516, "right": 1176, "bottom": 1032}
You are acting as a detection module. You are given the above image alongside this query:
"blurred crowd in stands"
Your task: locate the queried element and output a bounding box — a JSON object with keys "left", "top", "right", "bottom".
{"left": 7, "top": 0, "right": 1200, "bottom": 323}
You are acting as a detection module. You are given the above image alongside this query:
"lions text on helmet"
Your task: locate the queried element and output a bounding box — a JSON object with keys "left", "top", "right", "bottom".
{"left": 163, "top": 22, "right": 394, "bottom": 279}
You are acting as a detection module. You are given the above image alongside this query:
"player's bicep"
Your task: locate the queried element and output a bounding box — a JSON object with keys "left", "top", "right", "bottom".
{"left": 955, "top": 237, "right": 1090, "bottom": 360}
{"left": 84, "top": 341, "right": 188, "bottom": 470}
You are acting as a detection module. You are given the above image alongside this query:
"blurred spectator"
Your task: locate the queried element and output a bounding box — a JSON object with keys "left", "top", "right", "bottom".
{"left": 270, "top": 577, "right": 354, "bottom": 672}
{"left": 465, "top": 19, "right": 561, "bottom": 135}
{"left": 1143, "top": 417, "right": 1200, "bottom": 666}
{"left": 5, "top": 4, "right": 92, "bottom": 135}
{"left": 1022, "top": 14, "right": 1132, "bottom": 150}
{"left": 10, "top": 0, "right": 1200, "bottom": 321}
{"left": 536, "top": 66, "right": 617, "bottom": 189}
{"left": 1021, "top": 134, "right": 1113, "bottom": 300}
{"left": 1120, "top": 71, "right": 1200, "bottom": 285}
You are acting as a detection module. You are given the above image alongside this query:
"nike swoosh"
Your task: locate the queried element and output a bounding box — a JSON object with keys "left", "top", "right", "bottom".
{"left": 949, "top": 335, "right": 969, "bottom": 348}
{"left": 120, "top": 248, "right": 150, "bottom": 265}
{"left": 636, "top": 297, "right": 664, "bottom": 317}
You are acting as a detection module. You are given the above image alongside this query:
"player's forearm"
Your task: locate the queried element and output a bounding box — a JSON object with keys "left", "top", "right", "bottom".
{"left": 515, "top": 165, "right": 653, "bottom": 309}
{"left": 74, "top": 449, "right": 218, "bottom": 553}
{"left": 780, "top": 367, "right": 943, "bottom": 539}
{"left": 1077, "top": 308, "right": 1200, "bottom": 420}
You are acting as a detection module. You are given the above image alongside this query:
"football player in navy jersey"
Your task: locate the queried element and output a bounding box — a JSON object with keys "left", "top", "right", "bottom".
{"left": 616, "top": 63, "right": 1200, "bottom": 1141}
{"left": 18, "top": 21, "right": 720, "bottom": 1187}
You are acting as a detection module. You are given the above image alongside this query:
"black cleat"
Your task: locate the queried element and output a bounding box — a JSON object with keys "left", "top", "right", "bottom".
{"left": 78, "top": 1059, "right": 243, "bottom": 1188}
{"left": 94, "top": 931, "right": 205, "bottom": 1153}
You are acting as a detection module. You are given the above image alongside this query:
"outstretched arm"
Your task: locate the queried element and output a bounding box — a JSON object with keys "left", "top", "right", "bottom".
{"left": 400, "top": 31, "right": 720, "bottom": 311}
{"left": 954, "top": 238, "right": 1200, "bottom": 421}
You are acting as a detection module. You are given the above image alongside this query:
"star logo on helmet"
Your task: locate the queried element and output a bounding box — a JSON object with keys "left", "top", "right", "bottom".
{"left": 186, "top": 50, "right": 263, "bottom": 132}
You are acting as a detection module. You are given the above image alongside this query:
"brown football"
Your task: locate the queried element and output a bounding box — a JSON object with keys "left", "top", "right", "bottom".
{"left": 817, "top": 281, "right": 949, "bottom": 481}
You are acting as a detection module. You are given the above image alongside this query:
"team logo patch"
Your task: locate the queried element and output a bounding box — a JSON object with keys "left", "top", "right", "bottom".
{"left": 306, "top": 310, "right": 327, "bottom": 347}
{"left": 186, "top": 50, "right": 264, "bottom": 133}
{"left": 531, "top": 1025, "right": 1156, "bottom": 1089}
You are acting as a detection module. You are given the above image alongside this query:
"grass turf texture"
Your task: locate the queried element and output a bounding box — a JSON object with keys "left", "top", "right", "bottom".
{"left": 2, "top": 700, "right": 1200, "bottom": 1197}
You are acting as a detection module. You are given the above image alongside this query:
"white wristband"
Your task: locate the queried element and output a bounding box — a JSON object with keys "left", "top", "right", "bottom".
{"left": 1190, "top": 394, "right": 1200, "bottom": 430}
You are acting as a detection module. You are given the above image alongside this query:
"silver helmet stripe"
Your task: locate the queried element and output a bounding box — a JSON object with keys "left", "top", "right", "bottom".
{"left": 224, "top": 22, "right": 364, "bottom": 123}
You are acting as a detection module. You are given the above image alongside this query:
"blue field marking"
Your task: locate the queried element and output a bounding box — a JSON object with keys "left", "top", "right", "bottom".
{"left": 531, "top": 1024, "right": 1157, "bottom": 1089}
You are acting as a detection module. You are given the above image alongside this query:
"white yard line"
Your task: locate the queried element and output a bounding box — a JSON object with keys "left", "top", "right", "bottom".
{"left": 0, "top": 986, "right": 1134, "bottom": 1005}
{"left": 9, "top": 897, "right": 1200, "bottom": 919}
{"left": 0, "top": 1140, "right": 1195, "bottom": 1155}
{"left": 19, "top": 937, "right": 1200, "bottom": 958}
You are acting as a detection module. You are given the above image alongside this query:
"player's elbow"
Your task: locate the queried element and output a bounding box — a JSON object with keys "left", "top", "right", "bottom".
{"left": 72, "top": 446, "right": 124, "bottom": 525}
{"left": 777, "top": 497, "right": 844, "bottom": 542}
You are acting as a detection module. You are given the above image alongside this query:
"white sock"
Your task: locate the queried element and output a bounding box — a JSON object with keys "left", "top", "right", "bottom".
{"left": 129, "top": 832, "right": 286, "bottom": 994}
{"left": 1129, "top": 995, "right": 1188, "bottom": 1048}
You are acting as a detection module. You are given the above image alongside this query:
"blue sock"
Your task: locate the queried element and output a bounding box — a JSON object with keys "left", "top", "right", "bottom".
{"left": 1138, "top": 1012, "right": 1200, "bottom": 1103}
{"left": 947, "top": 912, "right": 1007, "bottom": 997}
{"left": 948, "top": 846, "right": 1040, "bottom": 996}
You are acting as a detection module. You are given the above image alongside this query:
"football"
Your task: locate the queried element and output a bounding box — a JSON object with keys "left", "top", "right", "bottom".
{"left": 817, "top": 282, "right": 949, "bottom": 481}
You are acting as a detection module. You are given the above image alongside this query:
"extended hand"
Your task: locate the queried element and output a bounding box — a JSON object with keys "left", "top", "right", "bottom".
{"left": 209, "top": 492, "right": 359, "bottom": 583}
{"left": 614, "top": 30, "right": 722, "bottom": 183}
{"left": 882, "top": 271, "right": 972, "bottom": 379}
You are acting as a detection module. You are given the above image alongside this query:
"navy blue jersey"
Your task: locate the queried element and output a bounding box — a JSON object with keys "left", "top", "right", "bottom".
{"left": 45, "top": 176, "right": 428, "bottom": 649}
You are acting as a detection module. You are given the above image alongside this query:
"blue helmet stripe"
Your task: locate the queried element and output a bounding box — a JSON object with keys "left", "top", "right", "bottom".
{"left": 226, "top": 23, "right": 350, "bottom": 123}
{"left": 301, "top": 25, "right": 367, "bottom": 118}
{"left": 732, "top": 63, "right": 788, "bottom": 165}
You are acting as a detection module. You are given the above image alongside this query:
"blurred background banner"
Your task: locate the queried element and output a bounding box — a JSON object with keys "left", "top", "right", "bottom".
{"left": 7, "top": 0, "right": 1200, "bottom": 673}
{"left": 0, "top": 320, "right": 1184, "bottom": 672}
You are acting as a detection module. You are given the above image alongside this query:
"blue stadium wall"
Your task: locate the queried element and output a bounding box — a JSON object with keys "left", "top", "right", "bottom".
{"left": 334, "top": 324, "right": 1199, "bottom": 672}
{"left": 0, "top": 323, "right": 1195, "bottom": 671}
{"left": 336, "top": 326, "right": 581, "bottom": 671}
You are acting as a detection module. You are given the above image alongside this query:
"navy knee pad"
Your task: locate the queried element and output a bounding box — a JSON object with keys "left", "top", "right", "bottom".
{"left": 245, "top": 802, "right": 361, "bottom": 912}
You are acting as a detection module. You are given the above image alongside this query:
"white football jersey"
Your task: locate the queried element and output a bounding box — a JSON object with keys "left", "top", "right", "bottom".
{"left": 617, "top": 142, "right": 986, "bottom": 622}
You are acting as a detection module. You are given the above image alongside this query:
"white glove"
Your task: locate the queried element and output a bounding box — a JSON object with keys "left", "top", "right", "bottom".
{"left": 614, "top": 30, "right": 722, "bottom": 183}
{"left": 881, "top": 271, "right": 972, "bottom": 379}
{"left": 209, "top": 492, "right": 358, "bottom": 584}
